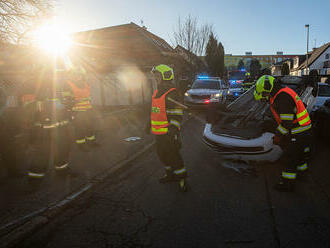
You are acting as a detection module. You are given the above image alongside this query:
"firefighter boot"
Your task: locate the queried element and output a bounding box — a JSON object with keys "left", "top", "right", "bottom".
{"left": 274, "top": 178, "right": 295, "bottom": 192}
{"left": 159, "top": 167, "right": 179, "bottom": 183}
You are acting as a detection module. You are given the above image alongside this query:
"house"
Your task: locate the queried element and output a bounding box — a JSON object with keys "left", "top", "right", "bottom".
{"left": 271, "top": 59, "right": 293, "bottom": 76}
{"left": 70, "top": 22, "right": 194, "bottom": 106}
{"left": 290, "top": 55, "right": 307, "bottom": 76}
{"left": 291, "top": 42, "right": 330, "bottom": 76}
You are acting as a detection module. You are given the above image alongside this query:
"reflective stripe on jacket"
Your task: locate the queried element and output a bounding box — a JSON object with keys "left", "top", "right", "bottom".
{"left": 151, "top": 88, "right": 176, "bottom": 135}
{"left": 67, "top": 81, "right": 92, "bottom": 111}
{"left": 270, "top": 87, "right": 311, "bottom": 135}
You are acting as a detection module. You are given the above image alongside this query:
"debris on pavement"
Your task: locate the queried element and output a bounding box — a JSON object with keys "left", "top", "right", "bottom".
{"left": 221, "top": 160, "right": 258, "bottom": 176}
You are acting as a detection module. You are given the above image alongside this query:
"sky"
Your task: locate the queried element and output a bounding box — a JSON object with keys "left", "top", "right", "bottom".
{"left": 56, "top": 0, "right": 330, "bottom": 55}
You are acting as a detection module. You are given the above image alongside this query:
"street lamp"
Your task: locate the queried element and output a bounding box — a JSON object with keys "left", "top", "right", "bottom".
{"left": 305, "top": 24, "right": 310, "bottom": 75}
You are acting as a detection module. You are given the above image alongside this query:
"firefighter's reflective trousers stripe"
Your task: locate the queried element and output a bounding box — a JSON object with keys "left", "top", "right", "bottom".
{"left": 72, "top": 110, "right": 96, "bottom": 145}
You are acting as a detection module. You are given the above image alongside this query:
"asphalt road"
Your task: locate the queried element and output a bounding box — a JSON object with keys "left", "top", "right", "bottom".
{"left": 0, "top": 109, "right": 152, "bottom": 228}
{"left": 20, "top": 116, "right": 330, "bottom": 248}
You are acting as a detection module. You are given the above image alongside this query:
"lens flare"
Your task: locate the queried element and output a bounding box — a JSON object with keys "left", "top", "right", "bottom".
{"left": 33, "top": 24, "right": 72, "bottom": 55}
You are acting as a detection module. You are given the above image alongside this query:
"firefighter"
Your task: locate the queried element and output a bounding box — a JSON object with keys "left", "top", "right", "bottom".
{"left": 66, "top": 66, "right": 99, "bottom": 152}
{"left": 242, "top": 72, "right": 254, "bottom": 92}
{"left": 254, "top": 75, "right": 312, "bottom": 192}
{"left": 147, "top": 64, "right": 187, "bottom": 191}
{"left": 25, "top": 71, "right": 72, "bottom": 181}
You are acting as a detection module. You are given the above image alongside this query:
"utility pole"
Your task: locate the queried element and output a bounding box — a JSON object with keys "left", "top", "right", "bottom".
{"left": 305, "top": 24, "right": 310, "bottom": 75}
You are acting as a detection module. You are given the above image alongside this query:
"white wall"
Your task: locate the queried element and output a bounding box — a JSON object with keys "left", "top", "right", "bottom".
{"left": 310, "top": 46, "right": 330, "bottom": 71}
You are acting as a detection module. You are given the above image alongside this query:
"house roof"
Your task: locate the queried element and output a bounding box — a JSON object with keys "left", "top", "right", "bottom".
{"left": 297, "top": 42, "right": 330, "bottom": 70}
{"left": 72, "top": 22, "right": 175, "bottom": 71}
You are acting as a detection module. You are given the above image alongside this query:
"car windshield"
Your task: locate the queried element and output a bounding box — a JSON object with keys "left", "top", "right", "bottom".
{"left": 192, "top": 80, "right": 220, "bottom": 90}
{"left": 319, "top": 85, "right": 330, "bottom": 97}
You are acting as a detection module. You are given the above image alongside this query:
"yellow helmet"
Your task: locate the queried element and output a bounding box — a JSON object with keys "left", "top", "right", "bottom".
{"left": 254, "top": 75, "right": 275, "bottom": 101}
{"left": 151, "top": 64, "right": 174, "bottom": 81}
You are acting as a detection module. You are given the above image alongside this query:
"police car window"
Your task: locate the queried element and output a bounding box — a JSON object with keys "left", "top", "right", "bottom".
{"left": 318, "top": 85, "right": 330, "bottom": 97}
{"left": 192, "top": 80, "right": 220, "bottom": 90}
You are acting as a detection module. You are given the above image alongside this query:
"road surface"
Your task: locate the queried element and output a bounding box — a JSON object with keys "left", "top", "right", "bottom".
{"left": 20, "top": 116, "right": 330, "bottom": 248}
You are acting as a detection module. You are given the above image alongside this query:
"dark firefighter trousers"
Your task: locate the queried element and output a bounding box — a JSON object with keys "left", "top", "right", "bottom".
{"left": 155, "top": 134, "right": 187, "bottom": 178}
{"left": 72, "top": 110, "right": 96, "bottom": 145}
{"left": 28, "top": 123, "right": 71, "bottom": 178}
{"left": 280, "top": 131, "right": 312, "bottom": 180}
{"left": 0, "top": 129, "right": 18, "bottom": 176}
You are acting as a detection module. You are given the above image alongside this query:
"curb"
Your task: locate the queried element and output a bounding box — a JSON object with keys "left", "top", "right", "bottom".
{"left": 0, "top": 141, "right": 155, "bottom": 248}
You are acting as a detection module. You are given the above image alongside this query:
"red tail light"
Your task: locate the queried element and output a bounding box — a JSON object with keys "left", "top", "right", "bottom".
{"left": 204, "top": 99, "right": 210, "bottom": 104}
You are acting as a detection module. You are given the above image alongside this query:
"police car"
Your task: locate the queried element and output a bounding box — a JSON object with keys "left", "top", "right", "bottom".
{"left": 184, "top": 76, "right": 227, "bottom": 108}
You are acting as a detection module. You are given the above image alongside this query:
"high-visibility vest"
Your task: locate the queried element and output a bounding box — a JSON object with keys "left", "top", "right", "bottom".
{"left": 270, "top": 87, "right": 311, "bottom": 135}
{"left": 151, "top": 88, "right": 176, "bottom": 135}
{"left": 67, "top": 81, "right": 92, "bottom": 111}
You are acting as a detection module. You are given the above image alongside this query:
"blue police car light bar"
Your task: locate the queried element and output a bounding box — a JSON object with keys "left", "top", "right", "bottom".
{"left": 197, "top": 76, "right": 210, "bottom": 80}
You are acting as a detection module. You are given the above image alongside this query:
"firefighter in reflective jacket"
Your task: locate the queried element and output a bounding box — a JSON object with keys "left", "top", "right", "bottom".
{"left": 24, "top": 72, "right": 73, "bottom": 181}
{"left": 66, "top": 66, "right": 98, "bottom": 151}
{"left": 254, "top": 75, "right": 312, "bottom": 192}
{"left": 147, "top": 64, "right": 187, "bottom": 189}
{"left": 242, "top": 72, "right": 254, "bottom": 92}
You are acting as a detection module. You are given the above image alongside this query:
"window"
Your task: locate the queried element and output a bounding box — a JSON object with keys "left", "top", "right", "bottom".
{"left": 325, "top": 53, "right": 330, "bottom": 60}
{"left": 318, "top": 84, "right": 330, "bottom": 97}
{"left": 192, "top": 80, "right": 220, "bottom": 90}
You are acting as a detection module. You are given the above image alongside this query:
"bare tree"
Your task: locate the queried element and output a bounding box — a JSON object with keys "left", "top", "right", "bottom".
{"left": 0, "top": 0, "right": 53, "bottom": 44}
{"left": 172, "top": 14, "right": 213, "bottom": 56}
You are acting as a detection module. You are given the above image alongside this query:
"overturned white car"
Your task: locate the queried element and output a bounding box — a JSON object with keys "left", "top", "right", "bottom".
{"left": 203, "top": 76, "right": 317, "bottom": 162}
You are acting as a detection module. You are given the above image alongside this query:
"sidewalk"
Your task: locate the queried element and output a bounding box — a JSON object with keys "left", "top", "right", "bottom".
{"left": 0, "top": 107, "right": 153, "bottom": 231}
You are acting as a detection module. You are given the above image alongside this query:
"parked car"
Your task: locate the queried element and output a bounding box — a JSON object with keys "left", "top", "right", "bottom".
{"left": 203, "top": 76, "right": 317, "bottom": 162}
{"left": 184, "top": 76, "right": 227, "bottom": 109}
{"left": 311, "top": 82, "right": 330, "bottom": 112}
{"left": 312, "top": 99, "right": 330, "bottom": 141}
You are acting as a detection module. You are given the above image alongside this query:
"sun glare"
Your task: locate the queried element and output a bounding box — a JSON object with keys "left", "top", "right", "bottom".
{"left": 33, "top": 24, "right": 72, "bottom": 55}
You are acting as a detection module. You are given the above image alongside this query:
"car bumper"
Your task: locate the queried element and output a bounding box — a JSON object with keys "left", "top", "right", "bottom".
{"left": 184, "top": 100, "right": 220, "bottom": 109}
{"left": 202, "top": 124, "right": 283, "bottom": 162}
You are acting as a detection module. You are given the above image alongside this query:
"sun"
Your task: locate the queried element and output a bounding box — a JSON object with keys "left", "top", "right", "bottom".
{"left": 33, "top": 23, "right": 73, "bottom": 55}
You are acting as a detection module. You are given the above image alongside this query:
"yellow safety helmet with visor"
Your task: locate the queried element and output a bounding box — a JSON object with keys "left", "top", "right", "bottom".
{"left": 254, "top": 75, "right": 275, "bottom": 101}
{"left": 151, "top": 64, "right": 174, "bottom": 81}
